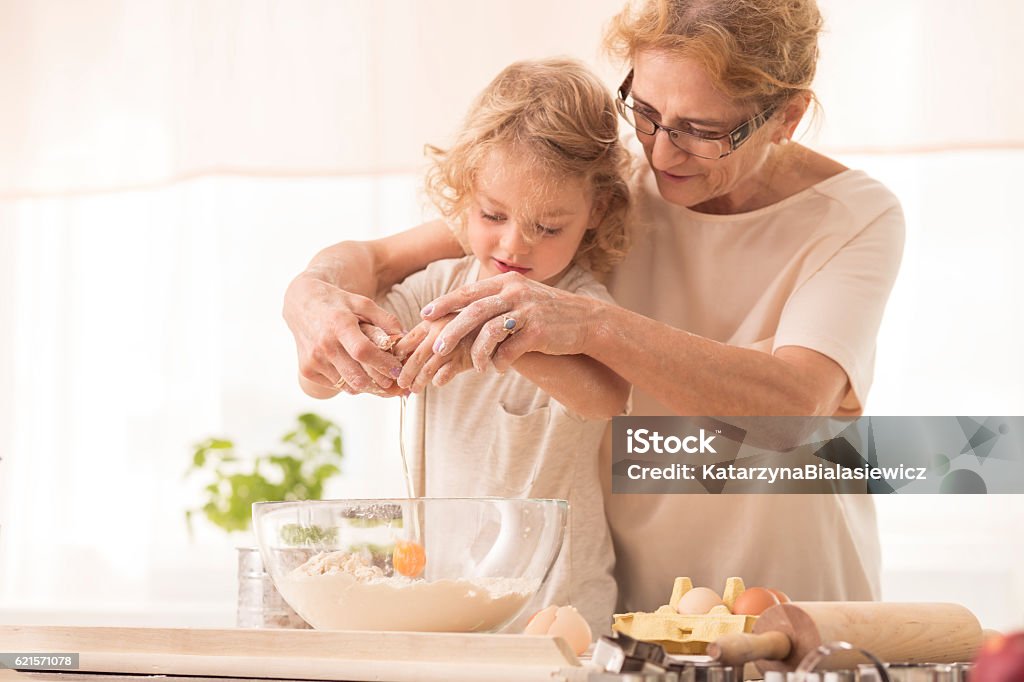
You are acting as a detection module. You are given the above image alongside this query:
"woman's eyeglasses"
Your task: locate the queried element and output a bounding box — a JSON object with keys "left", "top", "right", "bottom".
{"left": 616, "top": 70, "right": 776, "bottom": 160}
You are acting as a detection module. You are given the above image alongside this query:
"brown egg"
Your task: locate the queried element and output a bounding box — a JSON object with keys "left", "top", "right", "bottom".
{"left": 767, "top": 588, "right": 791, "bottom": 603}
{"left": 732, "top": 587, "right": 781, "bottom": 616}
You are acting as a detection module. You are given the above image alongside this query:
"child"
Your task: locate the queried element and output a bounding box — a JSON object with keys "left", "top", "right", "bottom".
{"left": 320, "top": 58, "right": 632, "bottom": 634}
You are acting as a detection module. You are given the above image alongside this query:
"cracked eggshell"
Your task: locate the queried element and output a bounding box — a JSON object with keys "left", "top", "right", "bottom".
{"left": 523, "top": 605, "right": 592, "bottom": 655}
{"left": 524, "top": 605, "right": 559, "bottom": 635}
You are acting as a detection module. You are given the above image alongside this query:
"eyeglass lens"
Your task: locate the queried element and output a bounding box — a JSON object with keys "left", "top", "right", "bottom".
{"left": 617, "top": 101, "right": 727, "bottom": 159}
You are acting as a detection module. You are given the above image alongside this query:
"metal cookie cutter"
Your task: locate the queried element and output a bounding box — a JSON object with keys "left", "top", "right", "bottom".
{"left": 764, "top": 672, "right": 856, "bottom": 682}
{"left": 947, "top": 662, "right": 972, "bottom": 682}
{"left": 591, "top": 631, "right": 668, "bottom": 674}
{"left": 670, "top": 660, "right": 738, "bottom": 682}
{"left": 793, "top": 641, "right": 890, "bottom": 682}
{"left": 860, "top": 663, "right": 959, "bottom": 682}
{"left": 590, "top": 632, "right": 744, "bottom": 682}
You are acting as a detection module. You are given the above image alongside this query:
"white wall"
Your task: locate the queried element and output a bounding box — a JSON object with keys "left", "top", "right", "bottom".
{"left": 848, "top": 149, "right": 1024, "bottom": 632}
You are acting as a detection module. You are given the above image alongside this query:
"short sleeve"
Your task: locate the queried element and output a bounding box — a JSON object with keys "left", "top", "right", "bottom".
{"left": 575, "top": 280, "right": 617, "bottom": 307}
{"left": 378, "top": 257, "right": 474, "bottom": 332}
{"left": 378, "top": 271, "right": 431, "bottom": 333}
{"left": 773, "top": 204, "right": 906, "bottom": 414}
{"left": 558, "top": 266, "right": 618, "bottom": 306}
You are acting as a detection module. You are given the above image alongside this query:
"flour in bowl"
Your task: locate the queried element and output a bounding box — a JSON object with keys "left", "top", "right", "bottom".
{"left": 278, "top": 550, "right": 539, "bottom": 632}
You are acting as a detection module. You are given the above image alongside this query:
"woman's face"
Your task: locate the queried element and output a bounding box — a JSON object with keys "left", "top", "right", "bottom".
{"left": 630, "top": 50, "right": 780, "bottom": 214}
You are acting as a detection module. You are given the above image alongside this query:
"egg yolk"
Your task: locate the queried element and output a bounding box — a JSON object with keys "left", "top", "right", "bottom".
{"left": 393, "top": 539, "right": 426, "bottom": 577}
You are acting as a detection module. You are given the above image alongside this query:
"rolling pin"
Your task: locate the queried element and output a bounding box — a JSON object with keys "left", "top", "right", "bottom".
{"left": 706, "top": 602, "right": 983, "bottom": 674}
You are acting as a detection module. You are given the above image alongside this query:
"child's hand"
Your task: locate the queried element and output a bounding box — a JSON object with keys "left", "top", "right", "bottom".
{"left": 395, "top": 315, "right": 477, "bottom": 392}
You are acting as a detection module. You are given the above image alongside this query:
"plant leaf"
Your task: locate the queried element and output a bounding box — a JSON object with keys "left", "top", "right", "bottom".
{"left": 187, "top": 412, "right": 344, "bottom": 534}
{"left": 298, "top": 413, "right": 332, "bottom": 442}
{"left": 314, "top": 464, "right": 340, "bottom": 482}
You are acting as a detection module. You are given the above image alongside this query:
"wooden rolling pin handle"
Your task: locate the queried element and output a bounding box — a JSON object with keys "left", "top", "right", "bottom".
{"left": 707, "top": 631, "right": 793, "bottom": 666}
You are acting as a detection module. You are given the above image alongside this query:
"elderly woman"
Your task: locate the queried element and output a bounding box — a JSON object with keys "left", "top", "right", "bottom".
{"left": 284, "top": 0, "right": 903, "bottom": 612}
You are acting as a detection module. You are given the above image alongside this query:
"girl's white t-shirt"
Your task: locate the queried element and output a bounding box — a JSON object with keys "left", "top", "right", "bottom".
{"left": 380, "top": 256, "right": 619, "bottom": 634}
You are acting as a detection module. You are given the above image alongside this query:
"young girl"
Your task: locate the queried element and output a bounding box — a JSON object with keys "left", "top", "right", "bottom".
{"left": 307, "top": 58, "right": 632, "bottom": 634}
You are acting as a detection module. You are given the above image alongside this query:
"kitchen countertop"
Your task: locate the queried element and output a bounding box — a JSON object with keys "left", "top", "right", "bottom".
{"left": 0, "top": 625, "right": 591, "bottom": 682}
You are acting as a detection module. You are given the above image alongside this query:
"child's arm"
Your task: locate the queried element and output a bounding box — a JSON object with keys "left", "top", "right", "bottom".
{"left": 398, "top": 277, "right": 631, "bottom": 419}
{"left": 511, "top": 352, "right": 630, "bottom": 420}
{"left": 505, "top": 279, "right": 630, "bottom": 419}
{"left": 399, "top": 315, "right": 629, "bottom": 420}
{"left": 285, "top": 221, "right": 461, "bottom": 396}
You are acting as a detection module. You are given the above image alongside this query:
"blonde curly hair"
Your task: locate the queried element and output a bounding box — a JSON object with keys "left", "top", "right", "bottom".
{"left": 604, "top": 0, "right": 823, "bottom": 112}
{"left": 424, "top": 58, "right": 631, "bottom": 274}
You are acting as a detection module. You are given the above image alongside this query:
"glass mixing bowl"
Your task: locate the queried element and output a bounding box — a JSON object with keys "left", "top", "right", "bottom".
{"left": 252, "top": 497, "right": 567, "bottom": 632}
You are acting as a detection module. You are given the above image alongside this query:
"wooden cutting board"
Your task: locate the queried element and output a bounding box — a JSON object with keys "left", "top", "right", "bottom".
{"left": 0, "top": 625, "right": 586, "bottom": 682}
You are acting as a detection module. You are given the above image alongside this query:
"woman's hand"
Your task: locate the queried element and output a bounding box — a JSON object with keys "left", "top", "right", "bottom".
{"left": 420, "top": 272, "right": 601, "bottom": 372}
{"left": 393, "top": 315, "right": 477, "bottom": 392}
{"left": 284, "top": 274, "right": 406, "bottom": 396}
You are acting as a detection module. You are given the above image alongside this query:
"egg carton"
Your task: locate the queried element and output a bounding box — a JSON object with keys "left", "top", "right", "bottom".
{"left": 612, "top": 577, "right": 757, "bottom": 655}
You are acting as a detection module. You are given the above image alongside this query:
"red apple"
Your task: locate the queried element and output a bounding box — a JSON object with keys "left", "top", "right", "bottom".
{"left": 972, "top": 631, "right": 1024, "bottom": 682}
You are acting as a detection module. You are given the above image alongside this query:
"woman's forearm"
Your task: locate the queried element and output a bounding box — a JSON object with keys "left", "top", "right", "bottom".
{"left": 419, "top": 275, "right": 847, "bottom": 417}
{"left": 512, "top": 352, "right": 630, "bottom": 420}
{"left": 283, "top": 220, "right": 462, "bottom": 394}
{"left": 299, "top": 240, "right": 381, "bottom": 297}
{"left": 295, "top": 220, "right": 461, "bottom": 298}
{"left": 583, "top": 299, "right": 847, "bottom": 417}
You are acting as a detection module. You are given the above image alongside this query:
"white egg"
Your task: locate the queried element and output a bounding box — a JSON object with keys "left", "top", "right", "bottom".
{"left": 675, "top": 587, "right": 726, "bottom": 615}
